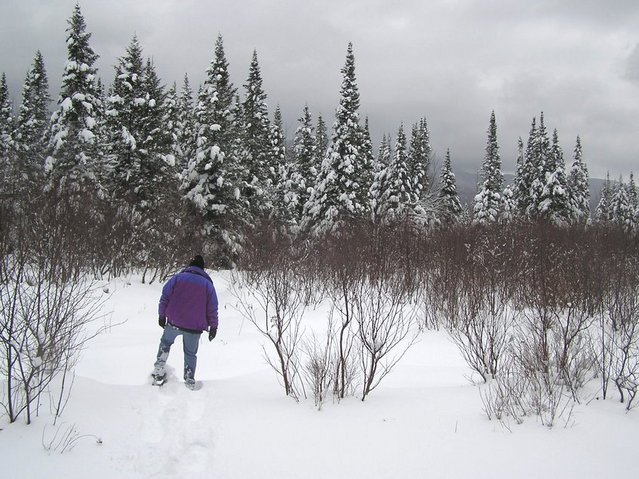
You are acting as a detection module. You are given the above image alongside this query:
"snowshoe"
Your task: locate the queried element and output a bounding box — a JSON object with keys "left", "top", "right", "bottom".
{"left": 151, "top": 373, "right": 167, "bottom": 387}
{"left": 185, "top": 379, "right": 200, "bottom": 391}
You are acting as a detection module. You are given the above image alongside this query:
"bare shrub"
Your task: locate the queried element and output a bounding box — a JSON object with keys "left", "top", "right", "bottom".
{"left": 479, "top": 361, "right": 528, "bottom": 427}
{"left": 309, "top": 222, "right": 421, "bottom": 402}
{"left": 446, "top": 226, "right": 516, "bottom": 382}
{"left": 301, "top": 319, "right": 336, "bottom": 410}
{"left": 607, "top": 286, "right": 639, "bottom": 409}
{"left": 311, "top": 228, "right": 367, "bottom": 401}
{"left": 551, "top": 305, "right": 595, "bottom": 398}
{"left": 588, "top": 227, "right": 639, "bottom": 407}
{"left": 354, "top": 271, "right": 419, "bottom": 401}
{"left": 231, "top": 224, "right": 312, "bottom": 400}
{"left": 42, "top": 422, "right": 102, "bottom": 454}
{"left": 0, "top": 192, "right": 109, "bottom": 424}
{"left": 449, "top": 303, "right": 514, "bottom": 383}
{"left": 361, "top": 224, "right": 420, "bottom": 400}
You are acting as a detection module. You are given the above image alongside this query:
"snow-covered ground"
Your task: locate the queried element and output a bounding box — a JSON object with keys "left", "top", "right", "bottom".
{"left": 2, "top": 272, "right": 638, "bottom": 478}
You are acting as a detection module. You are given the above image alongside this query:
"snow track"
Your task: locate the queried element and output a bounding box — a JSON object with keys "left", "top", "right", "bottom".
{"left": 137, "top": 380, "right": 216, "bottom": 477}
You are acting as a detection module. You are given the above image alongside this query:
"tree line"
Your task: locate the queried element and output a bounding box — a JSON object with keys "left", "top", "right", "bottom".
{"left": 1, "top": 5, "right": 637, "bottom": 276}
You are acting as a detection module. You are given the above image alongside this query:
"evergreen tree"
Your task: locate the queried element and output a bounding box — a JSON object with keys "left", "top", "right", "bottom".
{"left": 175, "top": 74, "right": 196, "bottom": 174}
{"left": 269, "top": 105, "right": 295, "bottom": 225}
{"left": 437, "top": 148, "right": 462, "bottom": 225}
{"left": 370, "top": 134, "right": 392, "bottom": 223}
{"left": 139, "top": 58, "right": 174, "bottom": 194}
{"left": 595, "top": 172, "right": 613, "bottom": 223}
{"left": 473, "top": 111, "right": 503, "bottom": 224}
{"left": 304, "top": 43, "right": 371, "bottom": 234}
{"left": 268, "top": 106, "right": 286, "bottom": 187}
{"left": 185, "top": 34, "right": 239, "bottom": 214}
{"left": 513, "top": 122, "right": 536, "bottom": 217}
{"left": 627, "top": 172, "right": 637, "bottom": 210}
{"left": 0, "top": 73, "right": 15, "bottom": 192}
{"left": 104, "top": 36, "right": 147, "bottom": 200}
{"left": 538, "top": 129, "right": 570, "bottom": 224}
{"left": 104, "top": 38, "right": 174, "bottom": 212}
{"left": 610, "top": 177, "right": 635, "bottom": 232}
{"left": 501, "top": 184, "right": 516, "bottom": 223}
{"left": 182, "top": 35, "right": 242, "bottom": 265}
{"left": 14, "top": 50, "right": 51, "bottom": 174}
{"left": 239, "top": 50, "right": 271, "bottom": 216}
{"left": 361, "top": 116, "right": 375, "bottom": 182}
{"left": 292, "top": 104, "right": 317, "bottom": 220}
{"left": 315, "top": 114, "right": 328, "bottom": 162}
{"left": 566, "top": 136, "right": 590, "bottom": 223}
{"left": 0, "top": 73, "right": 13, "bottom": 158}
{"left": 142, "top": 59, "right": 171, "bottom": 150}
{"left": 408, "top": 118, "right": 431, "bottom": 201}
{"left": 528, "top": 113, "right": 552, "bottom": 218}
{"left": 163, "top": 82, "right": 181, "bottom": 168}
{"left": 376, "top": 124, "right": 413, "bottom": 223}
{"left": 45, "top": 4, "right": 102, "bottom": 193}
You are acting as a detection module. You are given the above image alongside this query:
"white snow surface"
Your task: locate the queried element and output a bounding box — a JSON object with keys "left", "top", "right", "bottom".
{"left": 1, "top": 271, "right": 637, "bottom": 478}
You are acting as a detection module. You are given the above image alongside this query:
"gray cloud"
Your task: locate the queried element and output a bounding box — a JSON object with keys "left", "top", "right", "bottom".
{"left": 626, "top": 43, "right": 639, "bottom": 83}
{"left": 1, "top": 0, "right": 637, "bottom": 179}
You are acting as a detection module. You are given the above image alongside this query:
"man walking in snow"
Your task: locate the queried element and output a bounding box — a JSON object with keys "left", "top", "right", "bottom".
{"left": 152, "top": 255, "right": 218, "bottom": 389}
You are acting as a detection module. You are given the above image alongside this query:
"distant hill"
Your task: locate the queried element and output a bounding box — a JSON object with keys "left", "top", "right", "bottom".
{"left": 451, "top": 170, "right": 605, "bottom": 212}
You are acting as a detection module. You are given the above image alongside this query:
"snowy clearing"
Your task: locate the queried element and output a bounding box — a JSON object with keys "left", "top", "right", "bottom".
{"left": 1, "top": 272, "right": 637, "bottom": 478}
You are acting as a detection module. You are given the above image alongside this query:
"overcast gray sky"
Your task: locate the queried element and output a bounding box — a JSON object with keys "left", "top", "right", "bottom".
{"left": 1, "top": 0, "right": 638, "bottom": 179}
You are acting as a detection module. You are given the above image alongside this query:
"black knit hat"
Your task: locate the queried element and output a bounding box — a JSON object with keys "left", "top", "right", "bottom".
{"left": 189, "top": 255, "right": 205, "bottom": 269}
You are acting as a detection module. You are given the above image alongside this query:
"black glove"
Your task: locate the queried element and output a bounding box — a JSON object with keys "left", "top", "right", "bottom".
{"left": 208, "top": 328, "right": 217, "bottom": 341}
{"left": 159, "top": 316, "right": 166, "bottom": 329}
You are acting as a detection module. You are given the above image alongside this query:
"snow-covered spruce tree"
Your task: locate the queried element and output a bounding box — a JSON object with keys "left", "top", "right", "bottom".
{"left": 527, "top": 113, "right": 552, "bottom": 219}
{"left": 595, "top": 172, "right": 613, "bottom": 223}
{"left": 269, "top": 106, "right": 297, "bottom": 228}
{"left": 238, "top": 50, "right": 272, "bottom": 219}
{"left": 627, "top": 172, "right": 638, "bottom": 211}
{"left": 316, "top": 114, "right": 329, "bottom": 162}
{"left": 370, "top": 134, "right": 392, "bottom": 224}
{"left": 566, "top": 135, "right": 590, "bottom": 224}
{"left": 175, "top": 74, "right": 196, "bottom": 175}
{"left": 408, "top": 118, "right": 431, "bottom": 201}
{"left": 513, "top": 123, "right": 536, "bottom": 218}
{"left": 0, "top": 73, "right": 16, "bottom": 195}
{"left": 437, "top": 149, "right": 463, "bottom": 225}
{"left": 303, "top": 43, "right": 372, "bottom": 235}
{"left": 45, "top": 4, "right": 102, "bottom": 194}
{"left": 0, "top": 73, "right": 14, "bottom": 161}
{"left": 103, "top": 36, "right": 145, "bottom": 199}
{"left": 473, "top": 111, "right": 504, "bottom": 224}
{"left": 610, "top": 177, "right": 635, "bottom": 233}
{"left": 103, "top": 38, "right": 179, "bottom": 273}
{"left": 501, "top": 184, "right": 516, "bottom": 223}
{"left": 537, "top": 129, "right": 571, "bottom": 225}
{"left": 362, "top": 117, "right": 375, "bottom": 178}
{"left": 376, "top": 124, "right": 414, "bottom": 224}
{"left": 183, "top": 35, "right": 243, "bottom": 266}
{"left": 291, "top": 105, "right": 317, "bottom": 221}
{"left": 163, "top": 82, "right": 181, "bottom": 171}
{"left": 138, "top": 58, "right": 174, "bottom": 196}
{"left": 14, "top": 51, "right": 51, "bottom": 184}
{"left": 510, "top": 137, "right": 526, "bottom": 219}
{"left": 104, "top": 37, "right": 174, "bottom": 205}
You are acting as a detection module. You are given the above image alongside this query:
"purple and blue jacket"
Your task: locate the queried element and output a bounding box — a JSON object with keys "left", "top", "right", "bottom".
{"left": 158, "top": 266, "right": 218, "bottom": 333}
